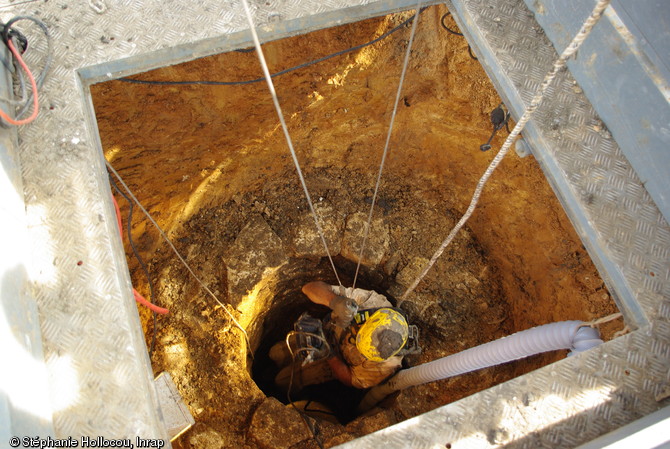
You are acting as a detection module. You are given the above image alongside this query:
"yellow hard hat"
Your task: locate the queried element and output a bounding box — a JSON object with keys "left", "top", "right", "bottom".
{"left": 355, "top": 308, "right": 409, "bottom": 362}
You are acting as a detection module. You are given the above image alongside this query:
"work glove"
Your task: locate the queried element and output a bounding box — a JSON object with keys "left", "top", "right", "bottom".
{"left": 329, "top": 295, "right": 358, "bottom": 328}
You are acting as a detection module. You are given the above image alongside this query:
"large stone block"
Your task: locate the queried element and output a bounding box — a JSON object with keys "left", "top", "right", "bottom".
{"left": 341, "top": 212, "right": 390, "bottom": 267}
{"left": 223, "top": 215, "right": 289, "bottom": 307}
{"left": 288, "top": 202, "right": 344, "bottom": 258}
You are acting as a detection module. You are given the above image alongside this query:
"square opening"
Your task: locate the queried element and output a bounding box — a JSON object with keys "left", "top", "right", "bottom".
{"left": 90, "top": 6, "right": 623, "bottom": 447}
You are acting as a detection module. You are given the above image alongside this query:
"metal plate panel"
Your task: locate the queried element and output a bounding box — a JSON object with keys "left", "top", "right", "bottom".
{"left": 1, "top": 43, "right": 55, "bottom": 439}
{"left": 0, "top": 0, "right": 668, "bottom": 445}
{"left": 521, "top": 0, "right": 670, "bottom": 225}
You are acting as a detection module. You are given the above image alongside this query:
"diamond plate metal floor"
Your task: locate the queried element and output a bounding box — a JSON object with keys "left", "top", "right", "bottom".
{"left": 1, "top": 0, "right": 668, "bottom": 446}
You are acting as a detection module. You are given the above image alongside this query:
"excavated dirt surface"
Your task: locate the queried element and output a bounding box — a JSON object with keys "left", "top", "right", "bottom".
{"left": 92, "top": 7, "right": 622, "bottom": 449}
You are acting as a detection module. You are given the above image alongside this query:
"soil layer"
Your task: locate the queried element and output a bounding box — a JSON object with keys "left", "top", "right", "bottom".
{"left": 92, "top": 6, "right": 621, "bottom": 448}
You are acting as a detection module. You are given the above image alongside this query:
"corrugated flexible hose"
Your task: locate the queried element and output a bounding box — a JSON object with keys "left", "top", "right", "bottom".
{"left": 358, "top": 321, "right": 602, "bottom": 413}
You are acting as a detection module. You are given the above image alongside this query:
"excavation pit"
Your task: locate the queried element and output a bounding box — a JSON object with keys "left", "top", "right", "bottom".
{"left": 249, "top": 258, "right": 391, "bottom": 425}
{"left": 91, "top": 6, "right": 623, "bottom": 448}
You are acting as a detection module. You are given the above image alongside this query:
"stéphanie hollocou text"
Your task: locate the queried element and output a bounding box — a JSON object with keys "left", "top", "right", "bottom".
{"left": 8, "top": 436, "right": 165, "bottom": 448}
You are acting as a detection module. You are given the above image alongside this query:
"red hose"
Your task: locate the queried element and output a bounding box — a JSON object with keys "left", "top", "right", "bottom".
{"left": 0, "top": 39, "right": 39, "bottom": 126}
{"left": 112, "top": 195, "right": 169, "bottom": 315}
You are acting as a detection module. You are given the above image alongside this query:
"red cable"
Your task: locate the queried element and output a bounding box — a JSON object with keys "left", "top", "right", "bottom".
{"left": 112, "top": 194, "right": 124, "bottom": 239}
{"left": 112, "top": 195, "right": 169, "bottom": 315}
{"left": 0, "top": 39, "right": 39, "bottom": 126}
{"left": 5, "top": 35, "right": 167, "bottom": 314}
{"left": 133, "top": 288, "right": 169, "bottom": 316}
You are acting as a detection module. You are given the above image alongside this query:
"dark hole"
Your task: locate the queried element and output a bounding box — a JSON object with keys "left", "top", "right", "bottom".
{"left": 251, "top": 256, "right": 394, "bottom": 424}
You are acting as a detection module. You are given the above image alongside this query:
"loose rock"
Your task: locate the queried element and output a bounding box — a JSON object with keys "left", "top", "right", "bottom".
{"left": 248, "top": 397, "right": 312, "bottom": 449}
{"left": 341, "top": 212, "right": 390, "bottom": 266}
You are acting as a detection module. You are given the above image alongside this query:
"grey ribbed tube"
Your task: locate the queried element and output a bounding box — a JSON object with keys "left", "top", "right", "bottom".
{"left": 358, "top": 321, "right": 602, "bottom": 413}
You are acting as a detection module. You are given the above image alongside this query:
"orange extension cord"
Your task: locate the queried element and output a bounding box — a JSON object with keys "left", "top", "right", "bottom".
{"left": 112, "top": 195, "right": 169, "bottom": 315}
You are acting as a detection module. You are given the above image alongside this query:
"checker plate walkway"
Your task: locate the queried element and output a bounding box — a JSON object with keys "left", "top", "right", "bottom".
{"left": 0, "top": 0, "right": 668, "bottom": 447}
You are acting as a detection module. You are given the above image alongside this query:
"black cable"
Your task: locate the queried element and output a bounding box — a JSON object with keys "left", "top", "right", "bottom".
{"left": 119, "top": 9, "right": 427, "bottom": 87}
{"left": 0, "top": 31, "right": 23, "bottom": 104}
{"left": 109, "top": 174, "right": 160, "bottom": 358}
{"left": 285, "top": 335, "right": 326, "bottom": 449}
{"left": 440, "top": 12, "right": 463, "bottom": 36}
{"left": 1, "top": 16, "right": 53, "bottom": 119}
{"left": 468, "top": 45, "right": 478, "bottom": 61}
{"left": 1, "top": 26, "right": 28, "bottom": 53}
{"left": 440, "top": 11, "right": 478, "bottom": 61}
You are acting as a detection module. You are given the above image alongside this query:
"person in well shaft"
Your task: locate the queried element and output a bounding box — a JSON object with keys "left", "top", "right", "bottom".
{"left": 270, "top": 281, "right": 417, "bottom": 391}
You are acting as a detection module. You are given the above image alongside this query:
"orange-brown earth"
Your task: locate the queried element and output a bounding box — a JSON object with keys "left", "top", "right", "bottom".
{"left": 92, "top": 6, "right": 621, "bottom": 448}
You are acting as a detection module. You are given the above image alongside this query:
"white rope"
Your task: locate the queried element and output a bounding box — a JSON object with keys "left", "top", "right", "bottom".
{"left": 106, "top": 162, "right": 252, "bottom": 353}
{"left": 398, "top": 0, "right": 613, "bottom": 305}
{"left": 613, "top": 325, "right": 630, "bottom": 338}
{"left": 579, "top": 312, "right": 623, "bottom": 329}
{"left": 352, "top": 2, "right": 423, "bottom": 290}
{"left": 240, "top": 0, "right": 343, "bottom": 288}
